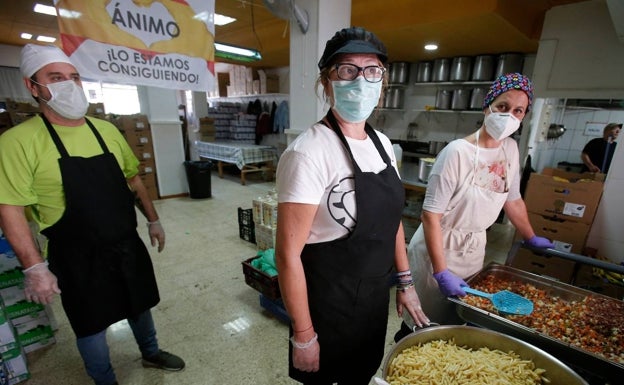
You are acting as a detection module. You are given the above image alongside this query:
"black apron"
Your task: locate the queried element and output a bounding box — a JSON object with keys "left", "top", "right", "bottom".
{"left": 289, "top": 110, "right": 405, "bottom": 384}
{"left": 39, "top": 114, "right": 159, "bottom": 338}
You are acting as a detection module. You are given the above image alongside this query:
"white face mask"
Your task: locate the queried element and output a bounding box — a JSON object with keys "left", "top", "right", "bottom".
{"left": 484, "top": 105, "right": 521, "bottom": 141}
{"left": 331, "top": 77, "right": 382, "bottom": 123}
{"left": 35, "top": 79, "right": 89, "bottom": 120}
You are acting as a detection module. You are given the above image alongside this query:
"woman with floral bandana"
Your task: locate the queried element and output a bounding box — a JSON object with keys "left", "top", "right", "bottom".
{"left": 397, "top": 73, "right": 554, "bottom": 335}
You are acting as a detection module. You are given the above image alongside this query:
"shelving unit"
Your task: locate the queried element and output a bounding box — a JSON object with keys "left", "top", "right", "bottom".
{"left": 411, "top": 80, "right": 492, "bottom": 113}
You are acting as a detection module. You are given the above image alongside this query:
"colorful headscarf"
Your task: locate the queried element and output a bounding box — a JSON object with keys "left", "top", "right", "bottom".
{"left": 483, "top": 73, "right": 534, "bottom": 111}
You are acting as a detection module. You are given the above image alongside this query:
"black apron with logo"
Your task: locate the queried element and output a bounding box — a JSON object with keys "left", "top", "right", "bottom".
{"left": 40, "top": 114, "right": 159, "bottom": 338}
{"left": 289, "top": 110, "right": 405, "bottom": 383}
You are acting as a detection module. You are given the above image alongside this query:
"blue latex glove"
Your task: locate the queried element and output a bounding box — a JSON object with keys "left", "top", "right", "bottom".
{"left": 433, "top": 269, "right": 468, "bottom": 297}
{"left": 525, "top": 235, "right": 554, "bottom": 249}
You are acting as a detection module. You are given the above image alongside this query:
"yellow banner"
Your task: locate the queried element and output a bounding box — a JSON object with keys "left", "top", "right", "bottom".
{"left": 54, "top": 0, "right": 215, "bottom": 92}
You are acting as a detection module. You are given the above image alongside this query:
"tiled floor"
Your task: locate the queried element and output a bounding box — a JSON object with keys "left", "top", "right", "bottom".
{"left": 23, "top": 170, "right": 516, "bottom": 385}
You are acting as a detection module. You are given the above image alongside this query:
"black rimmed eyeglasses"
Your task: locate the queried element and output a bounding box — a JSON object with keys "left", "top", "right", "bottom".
{"left": 332, "top": 63, "right": 386, "bottom": 83}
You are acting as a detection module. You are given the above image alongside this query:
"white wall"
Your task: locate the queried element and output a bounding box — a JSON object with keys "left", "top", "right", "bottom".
{"left": 533, "top": 0, "right": 624, "bottom": 263}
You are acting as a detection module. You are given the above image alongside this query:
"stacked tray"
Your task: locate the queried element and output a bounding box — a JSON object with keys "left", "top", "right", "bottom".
{"left": 450, "top": 263, "right": 624, "bottom": 383}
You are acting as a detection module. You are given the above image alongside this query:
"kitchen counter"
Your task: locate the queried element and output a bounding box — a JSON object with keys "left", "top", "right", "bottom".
{"left": 399, "top": 161, "right": 429, "bottom": 191}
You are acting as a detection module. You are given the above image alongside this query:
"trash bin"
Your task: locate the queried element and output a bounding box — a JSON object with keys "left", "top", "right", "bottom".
{"left": 184, "top": 160, "right": 212, "bottom": 199}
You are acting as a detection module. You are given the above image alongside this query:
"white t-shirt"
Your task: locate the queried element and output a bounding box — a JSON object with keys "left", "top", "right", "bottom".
{"left": 276, "top": 122, "right": 398, "bottom": 243}
{"left": 423, "top": 137, "right": 521, "bottom": 214}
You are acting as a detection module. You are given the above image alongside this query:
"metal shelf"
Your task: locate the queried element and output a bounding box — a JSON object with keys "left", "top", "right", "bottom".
{"left": 413, "top": 81, "right": 492, "bottom": 87}
{"left": 412, "top": 109, "right": 483, "bottom": 114}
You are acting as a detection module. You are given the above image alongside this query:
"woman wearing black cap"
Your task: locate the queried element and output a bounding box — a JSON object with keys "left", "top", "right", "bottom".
{"left": 275, "top": 27, "right": 430, "bottom": 384}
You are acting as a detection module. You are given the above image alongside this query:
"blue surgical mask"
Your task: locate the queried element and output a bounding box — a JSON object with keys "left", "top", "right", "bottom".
{"left": 331, "top": 77, "right": 382, "bottom": 123}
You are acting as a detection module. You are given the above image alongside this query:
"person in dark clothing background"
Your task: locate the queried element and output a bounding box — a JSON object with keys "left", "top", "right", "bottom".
{"left": 581, "top": 122, "right": 621, "bottom": 174}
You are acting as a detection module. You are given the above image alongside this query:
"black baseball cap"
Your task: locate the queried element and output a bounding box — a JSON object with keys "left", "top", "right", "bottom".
{"left": 318, "top": 26, "right": 388, "bottom": 69}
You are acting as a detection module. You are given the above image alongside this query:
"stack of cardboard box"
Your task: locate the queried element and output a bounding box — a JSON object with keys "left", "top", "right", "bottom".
{"left": 3, "top": 100, "right": 38, "bottom": 128}
{"left": 87, "top": 103, "right": 106, "bottom": 120}
{"left": 511, "top": 168, "right": 604, "bottom": 282}
{"left": 198, "top": 117, "right": 216, "bottom": 142}
{"left": 111, "top": 114, "right": 159, "bottom": 201}
{"left": 0, "top": 236, "right": 60, "bottom": 384}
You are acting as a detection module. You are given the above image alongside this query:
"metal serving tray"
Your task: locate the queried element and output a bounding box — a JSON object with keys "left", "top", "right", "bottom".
{"left": 449, "top": 263, "right": 624, "bottom": 383}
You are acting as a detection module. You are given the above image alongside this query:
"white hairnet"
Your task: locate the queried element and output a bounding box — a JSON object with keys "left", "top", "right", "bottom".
{"left": 20, "top": 44, "right": 74, "bottom": 78}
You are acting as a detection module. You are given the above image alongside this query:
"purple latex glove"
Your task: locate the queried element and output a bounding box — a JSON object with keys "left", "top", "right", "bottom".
{"left": 525, "top": 235, "right": 554, "bottom": 249}
{"left": 433, "top": 269, "right": 468, "bottom": 297}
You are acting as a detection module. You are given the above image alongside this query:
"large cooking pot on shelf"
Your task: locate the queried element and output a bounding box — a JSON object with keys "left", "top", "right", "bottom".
{"left": 434, "top": 89, "right": 451, "bottom": 110}
{"left": 451, "top": 89, "right": 469, "bottom": 110}
{"left": 431, "top": 58, "right": 450, "bottom": 82}
{"left": 415, "top": 61, "right": 432, "bottom": 82}
{"left": 471, "top": 54, "right": 495, "bottom": 81}
{"left": 383, "top": 87, "right": 405, "bottom": 109}
{"left": 494, "top": 53, "right": 524, "bottom": 77}
{"left": 382, "top": 325, "right": 588, "bottom": 385}
{"left": 388, "top": 62, "right": 410, "bottom": 84}
{"left": 449, "top": 56, "right": 472, "bottom": 82}
{"left": 469, "top": 87, "right": 487, "bottom": 110}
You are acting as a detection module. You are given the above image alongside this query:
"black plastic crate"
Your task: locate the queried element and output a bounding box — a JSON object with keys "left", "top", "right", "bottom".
{"left": 242, "top": 257, "right": 280, "bottom": 300}
{"left": 238, "top": 207, "right": 255, "bottom": 243}
{"left": 238, "top": 207, "right": 253, "bottom": 226}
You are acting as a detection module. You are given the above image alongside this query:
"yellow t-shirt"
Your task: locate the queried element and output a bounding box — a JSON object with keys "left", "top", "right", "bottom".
{"left": 0, "top": 115, "right": 139, "bottom": 231}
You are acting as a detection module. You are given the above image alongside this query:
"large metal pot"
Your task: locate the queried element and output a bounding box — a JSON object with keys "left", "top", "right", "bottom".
{"left": 383, "top": 87, "right": 404, "bottom": 109}
{"left": 428, "top": 141, "right": 446, "bottom": 155}
{"left": 388, "top": 62, "right": 410, "bottom": 84}
{"left": 451, "top": 89, "right": 470, "bottom": 110}
{"left": 449, "top": 56, "right": 472, "bottom": 81}
{"left": 382, "top": 325, "right": 588, "bottom": 385}
{"left": 431, "top": 58, "right": 450, "bottom": 82}
{"left": 469, "top": 87, "right": 487, "bottom": 110}
{"left": 415, "top": 61, "right": 432, "bottom": 82}
{"left": 471, "top": 54, "right": 495, "bottom": 81}
{"left": 434, "top": 89, "right": 451, "bottom": 110}
{"left": 418, "top": 158, "right": 435, "bottom": 183}
{"left": 494, "top": 53, "right": 524, "bottom": 77}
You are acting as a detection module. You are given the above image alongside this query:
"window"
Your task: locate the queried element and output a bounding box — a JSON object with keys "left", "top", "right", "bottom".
{"left": 81, "top": 81, "right": 140, "bottom": 115}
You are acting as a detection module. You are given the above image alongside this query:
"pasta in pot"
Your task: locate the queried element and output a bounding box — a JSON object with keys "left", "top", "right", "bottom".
{"left": 386, "top": 339, "right": 549, "bottom": 385}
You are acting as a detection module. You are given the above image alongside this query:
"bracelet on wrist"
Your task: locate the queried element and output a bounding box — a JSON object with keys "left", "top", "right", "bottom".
{"left": 293, "top": 324, "right": 313, "bottom": 334}
{"left": 290, "top": 333, "right": 318, "bottom": 349}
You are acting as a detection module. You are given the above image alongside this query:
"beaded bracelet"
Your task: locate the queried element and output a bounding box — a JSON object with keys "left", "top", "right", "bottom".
{"left": 290, "top": 333, "right": 318, "bottom": 349}
{"left": 397, "top": 283, "right": 414, "bottom": 292}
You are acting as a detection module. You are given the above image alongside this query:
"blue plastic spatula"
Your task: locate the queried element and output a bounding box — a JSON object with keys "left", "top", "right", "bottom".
{"left": 463, "top": 287, "right": 533, "bottom": 315}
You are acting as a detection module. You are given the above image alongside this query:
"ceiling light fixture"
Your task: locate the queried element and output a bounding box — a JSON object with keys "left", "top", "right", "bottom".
{"left": 33, "top": 3, "right": 56, "bottom": 16}
{"left": 424, "top": 43, "right": 438, "bottom": 51}
{"left": 214, "top": 42, "right": 261, "bottom": 62}
{"left": 36, "top": 35, "right": 56, "bottom": 43}
{"left": 20, "top": 33, "right": 33, "bottom": 40}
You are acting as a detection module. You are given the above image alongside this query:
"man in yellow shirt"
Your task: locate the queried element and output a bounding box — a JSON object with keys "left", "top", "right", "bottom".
{"left": 0, "top": 44, "right": 184, "bottom": 385}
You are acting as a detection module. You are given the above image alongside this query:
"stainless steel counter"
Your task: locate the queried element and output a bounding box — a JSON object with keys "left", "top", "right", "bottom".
{"left": 399, "top": 161, "right": 429, "bottom": 190}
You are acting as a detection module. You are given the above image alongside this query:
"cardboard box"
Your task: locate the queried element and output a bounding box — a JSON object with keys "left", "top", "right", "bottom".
{"left": 138, "top": 159, "right": 156, "bottom": 175}
{"left": 508, "top": 248, "right": 576, "bottom": 283}
{"left": 0, "top": 270, "right": 23, "bottom": 290}
{"left": 0, "top": 286, "right": 25, "bottom": 308}
{"left": 2, "top": 346, "right": 30, "bottom": 384}
{"left": 524, "top": 170, "right": 603, "bottom": 224}
{"left": 515, "top": 213, "right": 591, "bottom": 254}
{"left": 0, "top": 316, "right": 19, "bottom": 353}
{"left": 14, "top": 315, "right": 55, "bottom": 353}
{"left": 87, "top": 103, "right": 105, "bottom": 118}
{"left": 542, "top": 167, "right": 605, "bottom": 182}
{"left": 124, "top": 130, "right": 152, "bottom": 148}
{"left": 4, "top": 301, "right": 45, "bottom": 322}
{"left": 113, "top": 114, "right": 150, "bottom": 132}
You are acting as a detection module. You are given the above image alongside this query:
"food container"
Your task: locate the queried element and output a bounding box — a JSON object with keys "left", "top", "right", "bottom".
{"left": 450, "top": 88, "right": 469, "bottom": 110}
{"left": 450, "top": 262, "right": 624, "bottom": 384}
{"left": 388, "top": 62, "right": 410, "bottom": 84}
{"left": 418, "top": 157, "right": 435, "bottom": 183}
{"left": 469, "top": 87, "right": 487, "bottom": 110}
{"left": 434, "top": 89, "right": 451, "bottom": 110}
{"left": 449, "top": 56, "right": 472, "bottom": 81}
{"left": 494, "top": 53, "right": 524, "bottom": 78}
{"left": 415, "top": 61, "right": 432, "bottom": 82}
{"left": 383, "top": 87, "right": 405, "bottom": 109}
{"left": 471, "top": 54, "right": 495, "bottom": 80}
{"left": 431, "top": 58, "right": 450, "bottom": 82}
{"left": 382, "top": 325, "right": 587, "bottom": 385}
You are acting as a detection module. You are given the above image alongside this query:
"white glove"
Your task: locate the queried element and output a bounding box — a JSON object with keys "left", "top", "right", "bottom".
{"left": 23, "top": 262, "right": 61, "bottom": 304}
{"left": 147, "top": 221, "right": 165, "bottom": 252}
{"left": 397, "top": 286, "right": 430, "bottom": 328}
